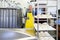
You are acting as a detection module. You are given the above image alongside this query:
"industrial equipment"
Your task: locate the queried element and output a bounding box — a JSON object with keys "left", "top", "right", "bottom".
{"left": 0, "top": 8, "right": 23, "bottom": 28}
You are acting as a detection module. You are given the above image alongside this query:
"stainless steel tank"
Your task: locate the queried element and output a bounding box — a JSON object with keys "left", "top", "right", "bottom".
{"left": 0, "top": 8, "right": 23, "bottom": 28}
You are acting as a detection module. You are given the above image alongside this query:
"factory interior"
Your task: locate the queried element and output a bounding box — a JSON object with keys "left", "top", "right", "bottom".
{"left": 0, "top": 0, "right": 59, "bottom": 40}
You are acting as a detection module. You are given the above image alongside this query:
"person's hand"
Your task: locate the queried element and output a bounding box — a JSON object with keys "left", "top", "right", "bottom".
{"left": 21, "top": 16, "right": 29, "bottom": 19}
{"left": 27, "top": 17, "right": 29, "bottom": 19}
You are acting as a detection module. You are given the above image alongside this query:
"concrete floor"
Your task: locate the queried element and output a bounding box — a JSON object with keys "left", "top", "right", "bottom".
{"left": 0, "top": 29, "right": 37, "bottom": 40}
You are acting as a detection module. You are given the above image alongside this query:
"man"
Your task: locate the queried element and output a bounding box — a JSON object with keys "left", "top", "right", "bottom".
{"left": 25, "top": 5, "right": 35, "bottom": 36}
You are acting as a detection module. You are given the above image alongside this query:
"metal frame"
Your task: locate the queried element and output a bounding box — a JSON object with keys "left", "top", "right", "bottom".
{"left": 35, "top": 0, "right": 58, "bottom": 40}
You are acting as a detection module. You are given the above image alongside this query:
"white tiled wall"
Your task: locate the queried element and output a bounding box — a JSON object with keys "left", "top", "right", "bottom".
{"left": 47, "top": 0, "right": 57, "bottom": 14}
{"left": 37, "top": 0, "right": 57, "bottom": 14}
{"left": 58, "top": 0, "right": 60, "bottom": 9}
{"left": 47, "top": 1, "right": 57, "bottom": 6}
{"left": 47, "top": 7, "right": 56, "bottom": 14}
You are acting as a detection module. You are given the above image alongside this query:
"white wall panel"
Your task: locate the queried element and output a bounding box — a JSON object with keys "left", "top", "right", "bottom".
{"left": 58, "top": 0, "right": 60, "bottom": 9}
{"left": 47, "top": 1, "right": 57, "bottom": 6}
{"left": 47, "top": 7, "right": 56, "bottom": 14}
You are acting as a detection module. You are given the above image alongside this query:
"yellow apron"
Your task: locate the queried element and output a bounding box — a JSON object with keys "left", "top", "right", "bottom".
{"left": 25, "top": 12, "right": 35, "bottom": 36}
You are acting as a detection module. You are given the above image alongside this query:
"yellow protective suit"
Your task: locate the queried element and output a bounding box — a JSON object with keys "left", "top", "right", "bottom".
{"left": 25, "top": 12, "right": 35, "bottom": 36}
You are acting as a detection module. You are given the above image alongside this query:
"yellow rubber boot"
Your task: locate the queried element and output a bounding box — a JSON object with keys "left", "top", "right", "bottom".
{"left": 26, "top": 29, "right": 35, "bottom": 36}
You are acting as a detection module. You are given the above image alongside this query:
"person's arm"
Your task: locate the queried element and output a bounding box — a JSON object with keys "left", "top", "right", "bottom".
{"left": 32, "top": 10, "right": 35, "bottom": 16}
{"left": 24, "top": 9, "right": 27, "bottom": 17}
{"left": 24, "top": 9, "right": 29, "bottom": 20}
